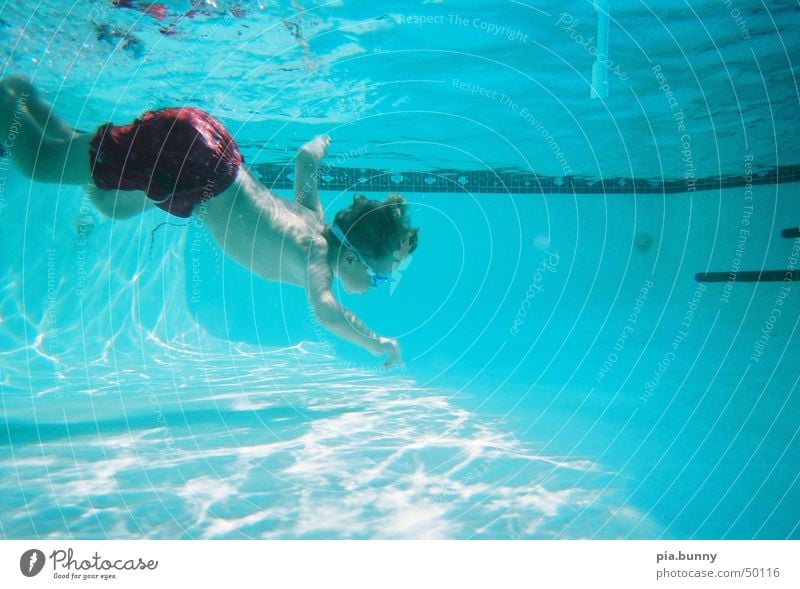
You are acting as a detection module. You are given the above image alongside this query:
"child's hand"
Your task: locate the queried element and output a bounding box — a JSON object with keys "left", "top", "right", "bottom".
{"left": 297, "top": 134, "right": 331, "bottom": 170}
{"left": 377, "top": 337, "right": 404, "bottom": 370}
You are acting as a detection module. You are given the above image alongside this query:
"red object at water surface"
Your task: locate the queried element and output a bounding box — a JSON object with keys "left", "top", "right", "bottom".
{"left": 112, "top": 1, "right": 168, "bottom": 20}
{"left": 144, "top": 3, "right": 167, "bottom": 20}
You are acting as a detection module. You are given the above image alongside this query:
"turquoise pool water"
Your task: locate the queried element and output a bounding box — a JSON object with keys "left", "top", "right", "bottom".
{"left": 0, "top": 0, "right": 798, "bottom": 539}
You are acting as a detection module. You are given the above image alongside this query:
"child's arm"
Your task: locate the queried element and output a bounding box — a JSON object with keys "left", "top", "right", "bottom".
{"left": 294, "top": 134, "right": 330, "bottom": 218}
{"left": 306, "top": 261, "right": 402, "bottom": 368}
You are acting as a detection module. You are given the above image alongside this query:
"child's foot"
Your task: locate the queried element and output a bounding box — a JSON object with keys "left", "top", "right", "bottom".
{"left": 297, "top": 134, "right": 331, "bottom": 170}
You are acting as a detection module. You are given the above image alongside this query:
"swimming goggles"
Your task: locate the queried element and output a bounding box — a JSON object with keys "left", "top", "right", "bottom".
{"left": 330, "top": 224, "right": 391, "bottom": 287}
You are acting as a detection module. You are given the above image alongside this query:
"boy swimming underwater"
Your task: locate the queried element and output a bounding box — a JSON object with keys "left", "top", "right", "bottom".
{"left": 0, "top": 75, "right": 417, "bottom": 368}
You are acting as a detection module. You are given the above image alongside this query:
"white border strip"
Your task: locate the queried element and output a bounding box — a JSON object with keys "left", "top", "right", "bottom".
{"left": 1, "top": 540, "right": 797, "bottom": 588}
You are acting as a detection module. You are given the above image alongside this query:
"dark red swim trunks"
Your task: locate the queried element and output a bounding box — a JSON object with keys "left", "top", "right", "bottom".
{"left": 89, "top": 107, "right": 243, "bottom": 218}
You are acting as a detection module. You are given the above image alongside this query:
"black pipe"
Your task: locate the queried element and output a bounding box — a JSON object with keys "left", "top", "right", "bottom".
{"left": 695, "top": 270, "right": 798, "bottom": 283}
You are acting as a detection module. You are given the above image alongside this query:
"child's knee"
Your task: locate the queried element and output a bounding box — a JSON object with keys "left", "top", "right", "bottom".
{"left": 1, "top": 75, "right": 33, "bottom": 94}
{"left": 0, "top": 84, "right": 17, "bottom": 111}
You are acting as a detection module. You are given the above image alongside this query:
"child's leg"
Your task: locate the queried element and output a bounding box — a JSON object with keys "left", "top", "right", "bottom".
{"left": 0, "top": 79, "right": 92, "bottom": 185}
{"left": 1, "top": 76, "right": 77, "bottom": 140}
{"left": 85, "top": 184, "right": 152, "bottom": 219}
{"left": 0, "top": 76, "right": 152, "bottom": 220}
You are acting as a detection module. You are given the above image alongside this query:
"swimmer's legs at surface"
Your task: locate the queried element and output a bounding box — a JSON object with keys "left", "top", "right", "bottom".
{"left": 0, "top": 76, "right": 148, "bottom": 219}
{"left": 0, "top": 75, "right": 93, "bottom": 185}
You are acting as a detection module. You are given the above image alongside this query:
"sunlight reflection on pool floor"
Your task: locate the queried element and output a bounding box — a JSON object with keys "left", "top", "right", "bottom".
{"left": 1, "top": 341, "right": 660, "bottom": 539}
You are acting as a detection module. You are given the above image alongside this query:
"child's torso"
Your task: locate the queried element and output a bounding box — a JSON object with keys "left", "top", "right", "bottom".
{"left": 202, "top": 169, "right": 328, "bottom": 288}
